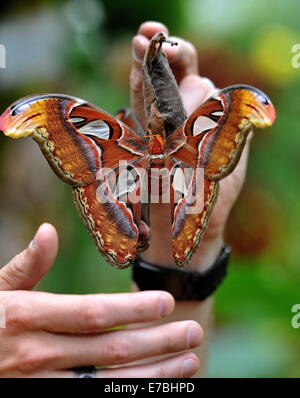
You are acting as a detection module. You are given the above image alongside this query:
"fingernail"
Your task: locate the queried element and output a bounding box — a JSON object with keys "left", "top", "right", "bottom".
{"left": 29, "top": 237, "right": 37, "bottom": 250}
{"left": 181, "top": 358, "right": 199, "bottom": 377}
{"left": 29, "top": 224, "right": 43, "bottom": 250}
{"left": 187, "top": 324, "right": 202, "bottom": 348}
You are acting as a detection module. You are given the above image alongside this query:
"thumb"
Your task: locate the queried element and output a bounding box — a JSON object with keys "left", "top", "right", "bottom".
{"left": 0, "top": 223, "right": 58, "bottom": 291}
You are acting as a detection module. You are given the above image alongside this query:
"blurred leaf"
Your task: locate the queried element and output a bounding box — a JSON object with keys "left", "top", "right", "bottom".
{"left": 251, "top": 25, "right": 300, "bottom": 85}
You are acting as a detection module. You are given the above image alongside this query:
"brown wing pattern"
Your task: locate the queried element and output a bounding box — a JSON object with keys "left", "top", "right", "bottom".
{"left": 0, "top": 94, "right": 150, "bottom": 268}
{"left": 0, "top": 84, "right": 276, "bottom": 268}
{"left": 167, "top": 85, "right": 276, "bottom": 266}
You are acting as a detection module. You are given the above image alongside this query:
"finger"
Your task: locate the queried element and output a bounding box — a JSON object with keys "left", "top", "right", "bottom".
{"left": 0, "top": 224, "right": 58, "bottom": 291}
{"left": 132, "top": 20, "right": 169, "bottom": 66}
{"left": 3, "top": 290, "right": 175, "bottom": 332}
{"left": 59, "top": 353, "right": 200, "bottom": 378}
{"left": 99, "top": 352, "right": 200, "bottom": 378}
{"left": 131, "top": 35, "right": 195, "bottom": 126}
{"left": 130, "top": 22, "right": 169, "bottom": 126}
{"left": 28, "top": 352, "right": 199, "bottom": 378}
{"left": 161, "top": 36, "right": 198, "bottom": 82}
{"left": 132, "top": 35, "right": 199, "bottom": 82}
{"left": 179, "top": 75, "right": 217, "bottom": 115}
{"left": 130, "top": 22, "right": 199, "bottom": 126}
{"left": 45, "top": 321, "right": 203, "bottom": 369}
{"left": 137, "top": 21, "right": 169, "bottom": 38}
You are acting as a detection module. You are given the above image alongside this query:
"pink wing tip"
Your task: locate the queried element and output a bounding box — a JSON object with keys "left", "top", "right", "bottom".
{"left": 0, "top": 107, "right": 10, "bottom": 133}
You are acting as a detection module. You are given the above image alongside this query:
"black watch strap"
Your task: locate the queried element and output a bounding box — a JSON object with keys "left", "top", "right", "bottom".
{"left": 132, "top": 245, "right": 231, "bottom": 301}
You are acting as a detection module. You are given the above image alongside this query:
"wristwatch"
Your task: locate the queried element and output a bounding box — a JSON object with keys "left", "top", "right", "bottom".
{"left": 132, "top": 245, "right": 231, "bottom": 301}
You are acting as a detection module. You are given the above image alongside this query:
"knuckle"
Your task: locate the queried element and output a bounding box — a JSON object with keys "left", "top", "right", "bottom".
{"left": 132, "top": 299, "right": 148, "bottom": 320}
{"left": 156, "top": 364, "right": 169, "bottom": 378}
{"left": 10, "top": 253, "right": 26, "bottom": 276}
{"left": 6, "top": 251, "right": 29, "bottom": 282}
{"left": 187, "top": 42, "right": 197, "bottom": 58}
{"left": 0, "top": 261, "right": 23, "bottom": 291}
{"left": 15, "top": 341, "right": 53, "bottom": 374}
{"left": 0, "top": 336, "right": 15, "bottom": 374}
{"left": 181, "top": 39, "right": 197, "bottom": 59}
{"left": 80, "top": 297, "right": 107, "bottom": 330}
{"left": 161, "top": 328, "right": 178, "bottom": 354}
{"left": 0, "top": 248, "right": 36, "bottom": 290}
{"left": 6, "top": 297, "right": 30, "bottom": 330}
{"left": 104, "top": 335, "right": 131, "bottom": 364}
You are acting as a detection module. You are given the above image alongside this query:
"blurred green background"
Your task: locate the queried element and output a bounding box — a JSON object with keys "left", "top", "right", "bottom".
{"left": 0, "top": 0, "right": 300, "bottom": 377}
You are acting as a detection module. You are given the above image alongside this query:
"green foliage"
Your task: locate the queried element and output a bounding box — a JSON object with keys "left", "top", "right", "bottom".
{"left": 101, "top": 0, "right": 187, "bottom": 35}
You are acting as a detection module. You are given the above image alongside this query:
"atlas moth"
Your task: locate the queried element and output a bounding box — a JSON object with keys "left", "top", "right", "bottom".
{"left": 0, "top": 33, "right": 276, "bottom": 268}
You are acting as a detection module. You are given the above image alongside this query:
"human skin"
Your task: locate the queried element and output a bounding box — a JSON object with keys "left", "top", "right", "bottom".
{"left": 129, "top": 21, "right": 252, "bottom": 377}
{"left": 0, "top": 222, "right": 202, "bottom": 377}
{"left": 0, "top": 22, "right": 250, "bottom": 378}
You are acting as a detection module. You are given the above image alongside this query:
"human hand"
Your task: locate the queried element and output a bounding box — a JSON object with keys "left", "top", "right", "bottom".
{"left": 130, "top": 22, "right": 252, "bottom": 270}
{"left": 0, "top": 223, "right": 202, "bottom": 377}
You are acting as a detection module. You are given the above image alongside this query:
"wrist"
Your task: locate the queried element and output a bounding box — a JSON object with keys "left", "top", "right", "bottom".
{"left": 188, "top": 234, "right": 224, "bottom": 271}
{"left": 141, "top": 233, "right": 224, "bottom": 272}
{"left": 133, "top": 243, "right": 230, "bottom": 301}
